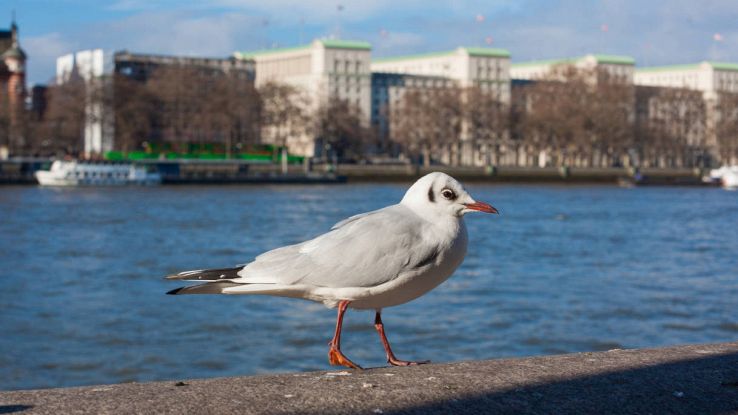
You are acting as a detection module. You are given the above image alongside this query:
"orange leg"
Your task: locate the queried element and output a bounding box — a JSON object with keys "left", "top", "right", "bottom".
{"left": 374, "top": 312, "right": 430, "bottom": 367}
{"left": 328, "top": 300, "right": 362, "bottom": 370}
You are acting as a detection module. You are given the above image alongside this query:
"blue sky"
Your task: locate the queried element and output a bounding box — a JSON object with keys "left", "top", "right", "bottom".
{"left": 5, "top": 0, "right": 738, "bottom": 85}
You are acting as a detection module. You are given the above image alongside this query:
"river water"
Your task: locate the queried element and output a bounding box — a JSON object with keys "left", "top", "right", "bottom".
{"left": 1, "top": 183, "right": 737, "bottom": 390}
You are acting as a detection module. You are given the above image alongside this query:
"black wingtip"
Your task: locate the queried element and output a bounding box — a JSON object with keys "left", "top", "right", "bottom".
{"left": 166, "top": 287, "right": 185, "bottom": 295}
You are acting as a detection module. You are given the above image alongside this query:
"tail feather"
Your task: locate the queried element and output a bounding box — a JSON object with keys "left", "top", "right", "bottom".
{"left": 166, "top": 281, "right": 241, "bottom": 295}
{"left": 165, "top": 266, "right": 242, "bottom": 281}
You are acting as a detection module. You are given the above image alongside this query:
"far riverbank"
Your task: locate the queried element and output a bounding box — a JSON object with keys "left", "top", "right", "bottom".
{"left": 0, "top": 158, "right": 712, "bottom": 186}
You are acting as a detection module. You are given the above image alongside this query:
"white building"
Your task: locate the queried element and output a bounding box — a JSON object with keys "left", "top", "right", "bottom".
{"left": 634, "top": 61, "right": 738, "bottom": 97}
{"left": 235, "top": 39, "right": 372, "bottom": 157}
{"left": 56, "top": 49, "right": 115, "bottom": 156}
{"left": 369, "top": 47, "right": 512, "bottom": 166}
{"left": 371, "top": 47, "right": 511, "bottom": 102}
{"left": 511, "top": 54, "right": 635, "bottom": 83}
{"left": 635, "top": 61, "right": 738, "bottom": 164}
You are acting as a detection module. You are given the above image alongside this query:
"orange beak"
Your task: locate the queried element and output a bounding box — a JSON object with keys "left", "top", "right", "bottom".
{"left": 464, "top": 201, "right": 499, "bottom": 214}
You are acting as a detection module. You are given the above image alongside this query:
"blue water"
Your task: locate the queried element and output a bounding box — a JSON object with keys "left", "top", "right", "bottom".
{"left": 1, "top": 183, "right": 737, "bottom": 391}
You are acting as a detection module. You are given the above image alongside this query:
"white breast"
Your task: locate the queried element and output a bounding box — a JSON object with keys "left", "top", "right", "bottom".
{"left": 328, "top": 219, "right": 469, "bottom": 310}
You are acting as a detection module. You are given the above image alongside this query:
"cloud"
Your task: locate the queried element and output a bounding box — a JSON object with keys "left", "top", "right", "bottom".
{"left": 23, "top": 32, "right": 80, "bottom": 84}
{"left": 366, "top": 31, "right": 426, "bottom": 57}
{"left": 18, "top": 0, "right": 738, "bottom": 84}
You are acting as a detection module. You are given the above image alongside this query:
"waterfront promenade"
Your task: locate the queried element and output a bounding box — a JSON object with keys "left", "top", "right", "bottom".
{"left": 2, "top": 341, "right": 737, "bottom": 414}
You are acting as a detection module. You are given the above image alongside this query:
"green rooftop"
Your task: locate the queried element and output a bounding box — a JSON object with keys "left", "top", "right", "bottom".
{"left": 510, "top": 58, "right": 574, "bottom": 68}
{"left": 709, "top": 62, "right": 738, "bottom": 72}
{"left": 591, "top": 54, "right": 635, "bottom": 65}
{"left": 463, "top": 47, "right": 511, "bottom": 58}
{"left": 373, "top": 47, "right": 510, "bottom": 63}
{"left": 234, "top": 44, "right": 311, "bottom": 59}
{"left": 635, "top": 61, "right": 738, "bottom": 73}
{"left": 235, "top": 39, "right": 371, "bottom": 59}
{"left": 512, "top": 54, "right": 634, "bottom": 68}
{"left": 319, "top": 39, "right": 371, "bottom": 50}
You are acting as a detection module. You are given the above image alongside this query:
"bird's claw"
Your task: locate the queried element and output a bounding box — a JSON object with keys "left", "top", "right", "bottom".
{"left": 328, "top": 347, "right": 363, "bottom": 370}
{"left": 388, "top": 358, "right": 431, "bottom": 367}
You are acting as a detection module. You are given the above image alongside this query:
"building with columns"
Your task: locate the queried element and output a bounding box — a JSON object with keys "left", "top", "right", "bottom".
{"left": 235, "top": 39, "right": 372, "bottom": 157}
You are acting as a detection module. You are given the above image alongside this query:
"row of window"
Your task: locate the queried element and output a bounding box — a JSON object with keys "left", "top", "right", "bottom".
{"left": 332, "top": 60, "right": 364, "bottom": 74}
{"left": 66, "top": 171, "right": 127, "bottom": 179}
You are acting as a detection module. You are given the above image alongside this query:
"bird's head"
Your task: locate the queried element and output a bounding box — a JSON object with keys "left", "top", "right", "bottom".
{"left": 401, "top": 172, "right": 498, "bottom": 218}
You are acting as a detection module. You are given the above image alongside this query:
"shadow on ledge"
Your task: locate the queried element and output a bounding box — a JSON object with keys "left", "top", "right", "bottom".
{"left": 0, "top": 406, "right": 33, "bottom": 414}
{"left": 381, "top": 351, "right": 738, "bottom": 415}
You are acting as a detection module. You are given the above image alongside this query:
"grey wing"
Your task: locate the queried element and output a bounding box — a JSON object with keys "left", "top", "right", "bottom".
{"left": 233, "top": 205, "right": 438, "bottom": 288}
{"left": 331, "top": 211, "right": 374, "bottom": 230}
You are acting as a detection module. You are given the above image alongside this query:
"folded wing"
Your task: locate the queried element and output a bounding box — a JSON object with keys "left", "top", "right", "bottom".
{"left": 232, "top": 204, "right": 438, "bottom": 289}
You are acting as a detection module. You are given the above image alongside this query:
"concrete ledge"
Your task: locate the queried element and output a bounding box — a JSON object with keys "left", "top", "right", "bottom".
{"left": 2, "top": 342, "right": 737, "bottom": 414}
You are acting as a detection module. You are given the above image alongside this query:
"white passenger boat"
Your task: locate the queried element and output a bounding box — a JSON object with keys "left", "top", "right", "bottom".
{"left": 707, "top": 166, "right": 738, "bottom": 189}
{"left": 35, "top": 160, "right": 161, "bottom": 186}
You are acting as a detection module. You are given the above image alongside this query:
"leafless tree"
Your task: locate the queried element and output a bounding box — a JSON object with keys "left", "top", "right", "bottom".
{"left": 391, "top": 87, "right": 463, "bottom": 166}
{"left": 258, "top": 82, "right": 310, "bottom": 172}
{"left": 465, "top": 85, "right": 509, "bottom": 165}
{"left": 315, "top": 98, "right": 368, "bottom": 161}
{"left": 113, "top": 74, "right": 157, "bottom": 153}
{"left": 715, "top": 92, "right": 738, "bottom": 165}
{"left": 42, "top": 78, "right": 88, "bottom": 156}
{"left": 517, "top": 66, "right": 636, "bottom": 167}
{"left": 206, "top": 72, "right": 260, "bottom": 157}
{"left": 635, "top": 86, "right": 706, "bottom": 167}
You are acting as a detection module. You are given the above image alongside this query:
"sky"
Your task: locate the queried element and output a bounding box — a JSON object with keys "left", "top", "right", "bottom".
{"left": 4, "top": 0, "right": 738, "bottom": 85}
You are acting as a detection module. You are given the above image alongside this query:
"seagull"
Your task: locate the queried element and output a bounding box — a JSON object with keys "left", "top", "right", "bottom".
{"left": 166, "top": 172, "right": 498, "bottom": 369}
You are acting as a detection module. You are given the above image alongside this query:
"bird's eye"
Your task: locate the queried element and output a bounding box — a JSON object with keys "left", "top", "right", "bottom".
{"left": 441, "top": 189, "right": 456, "bottom": 200}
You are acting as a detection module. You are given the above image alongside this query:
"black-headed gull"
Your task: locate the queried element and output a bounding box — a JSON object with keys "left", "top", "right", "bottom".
{"left": 166, "top": 172, "right": 497, "bottom": 369}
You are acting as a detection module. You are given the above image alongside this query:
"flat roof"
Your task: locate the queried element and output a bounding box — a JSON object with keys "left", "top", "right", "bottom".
{"left": 373, "top": 47, "right": 510, "bottom": 63}
{"left": 511, "top": 54, "right": 635, "bottom": 68}
{"left": 235, "top": 39, "right": 371, "bottom": 59}
{"left": 635, "top": 61, "right": 738, "bottom": 73}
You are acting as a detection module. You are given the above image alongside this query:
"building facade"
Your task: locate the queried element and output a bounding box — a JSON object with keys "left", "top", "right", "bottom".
{"left": 635, "top": 62, "right": 738, "bottom": 163}
{"left": 114, "top": 51, "right": 254, "bottom": 82}
{"left": 371, "top": 47, "right": 511, "bottom": 101}
{"left": 56, "top": 49, "right": 256, "bottom": 156}
{"left": 371, "top": 47, "right": 511, "bottom": 166}
{"left": 0, "top": 20, "right": 27, "bottom": 157}
{"left": 511, "top": 54, "right": 635, "bottom": 83}
{"left": 236, "top": 39, "right": 372, "bottom": 157}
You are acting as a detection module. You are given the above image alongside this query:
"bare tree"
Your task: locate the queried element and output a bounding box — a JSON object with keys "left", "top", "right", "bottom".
{"left": 466, "top": 86, "right": 509, "bottom": 166}
{"left": 518, "top": 66, "right": 636, "bottom": 168}
{"left": 315, "top": 98, "right": 368, "bottom": 162}
{"left": 258, "top": 82, "right": 310, "bottom": 173}
{"left": 42, "top": 78, "right": 88, "bottom": 156}
{"left": 715, "top": 92, "right": 738, "bottom": 166}
{"left": 207, "top": 72, "right": 260, "bottom": 157}
{"left": 391, "top": 87, "right": 463, "bottom": 166}
{"left": 146, "top": 66, "right": 204, "bottom": 148}
{"left": 522, "top": 67, "right": 591, "bottom": 167}
{"left": 113, "top": 74, "right": 157, "bottom": 153}
{"left": 635, "top": 86, "right": 706, "bottom": 167}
